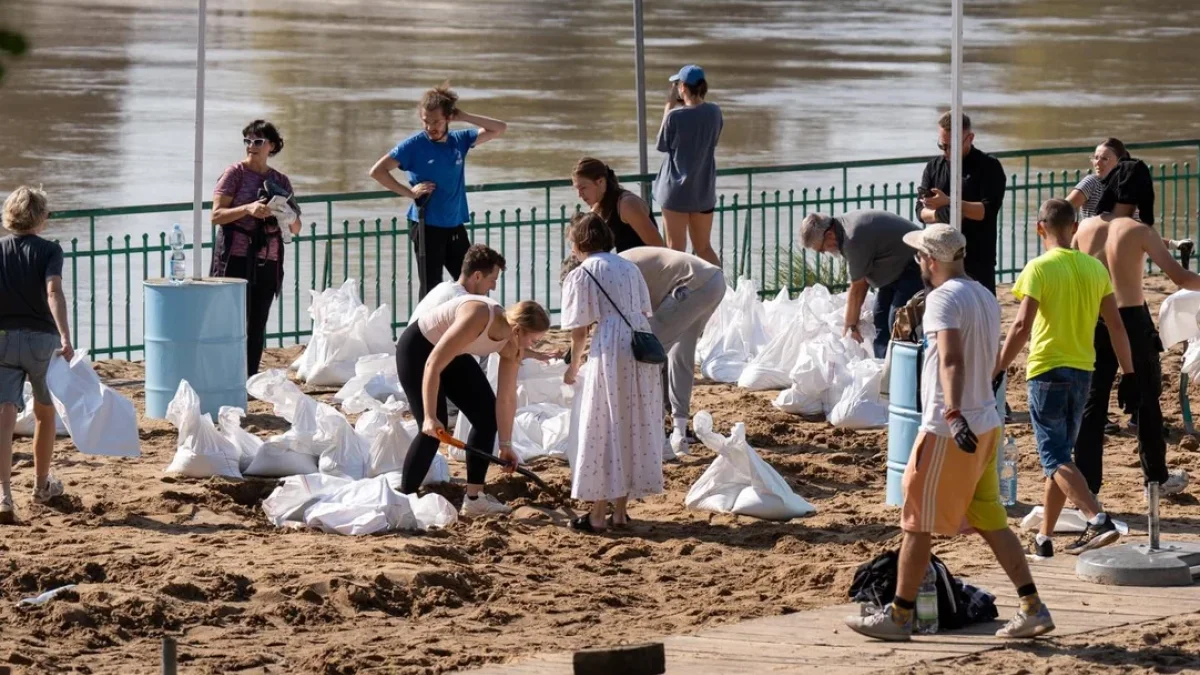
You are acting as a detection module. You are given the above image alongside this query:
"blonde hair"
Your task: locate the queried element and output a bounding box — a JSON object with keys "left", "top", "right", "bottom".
{"left": 505, "top": 300, "right": 550, "bottom": 333}
{"left": 3, "top": 186, "right": 49, "bottom": 234}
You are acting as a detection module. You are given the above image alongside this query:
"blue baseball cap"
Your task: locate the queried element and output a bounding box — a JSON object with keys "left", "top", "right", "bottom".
{"left": 669, "top": 64, "right": 706, "bottom": 86}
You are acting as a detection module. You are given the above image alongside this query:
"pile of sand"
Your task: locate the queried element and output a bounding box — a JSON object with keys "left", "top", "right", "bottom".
{"left": 2, "top": 279, "right": 1199, "bottom": 674}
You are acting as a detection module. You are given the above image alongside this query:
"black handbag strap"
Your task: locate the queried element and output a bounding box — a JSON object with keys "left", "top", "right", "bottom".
{"left": 581, "top": 266, "right": 635, "bottom": 331}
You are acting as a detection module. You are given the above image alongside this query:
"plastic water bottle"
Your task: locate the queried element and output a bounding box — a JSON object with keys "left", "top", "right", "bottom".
{"left": 998, "top": 435, "right": 1018, "bottom": 506}
{"left": 915, "top": 564, "right": 939, "bottom": 634}
{"left": 169, "top": 224, "right": 187, "bottom": 284}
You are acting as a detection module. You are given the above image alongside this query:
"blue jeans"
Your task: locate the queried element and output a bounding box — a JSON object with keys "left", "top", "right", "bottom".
{"left": 1027, "top": 367, "right": 1092, "bottom": 477}
{"left": 872, "top": 261, "right": 925, "bottom": 359}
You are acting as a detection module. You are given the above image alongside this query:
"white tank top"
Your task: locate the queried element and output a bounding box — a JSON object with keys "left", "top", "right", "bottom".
{"left": 416, "top": 294, "right": 508, "bottom": 356}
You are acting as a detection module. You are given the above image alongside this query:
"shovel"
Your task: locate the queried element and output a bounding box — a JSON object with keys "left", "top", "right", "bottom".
{"left": 433, "top": 429, "right": 554, "bottom": 494}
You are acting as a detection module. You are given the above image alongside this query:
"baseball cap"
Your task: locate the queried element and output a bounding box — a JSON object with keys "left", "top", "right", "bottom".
{"left": 902, "top": 224, "right": 967, "bottom": 262}
{"left": 669, "top": 64, "right": 706, "bottom": 86}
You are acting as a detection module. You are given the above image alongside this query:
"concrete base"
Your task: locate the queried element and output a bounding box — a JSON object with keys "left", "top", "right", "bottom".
{"left": 1076, "top": 542, "right": 1200, "bottom": 587}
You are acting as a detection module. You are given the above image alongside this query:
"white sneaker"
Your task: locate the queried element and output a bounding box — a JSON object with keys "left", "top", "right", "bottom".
{"left": 669, "top": 430, "right": 691, "bottom": 459}
{"left": 460, "top": 493, "right": 512, "bottom": 517}
{"left": 1161, "top": 470, "right": 1190, "bottom": 496}
{"left": 32, "top": 475, "right": 64, "bottom": 504}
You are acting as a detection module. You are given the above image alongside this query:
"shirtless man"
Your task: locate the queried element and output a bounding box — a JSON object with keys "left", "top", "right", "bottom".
{"left": 1073, "top": 215, "right": 1200, "bottom": 498}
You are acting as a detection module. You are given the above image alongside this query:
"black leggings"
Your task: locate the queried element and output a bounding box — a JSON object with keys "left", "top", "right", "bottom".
{"left": 222, "top": 256, "right": 279, "bottom": 378}
{"left": 395, "top": 322, "right": 497, "bottom": 493}
{"left": 410, "top": 223, "right": 471, "bottom": 300}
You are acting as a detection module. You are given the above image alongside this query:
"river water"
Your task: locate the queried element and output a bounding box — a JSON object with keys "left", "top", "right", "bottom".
{"left": 2, "top": 0, "right": 1199, "bottom": 352}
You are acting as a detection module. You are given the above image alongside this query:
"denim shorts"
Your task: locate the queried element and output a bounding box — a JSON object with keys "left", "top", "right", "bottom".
{"left": 0, "top": 329, "right": 60, "bottom": 412}
{"left": 1027, "top": 366, "right": 1091, "bottom": 477}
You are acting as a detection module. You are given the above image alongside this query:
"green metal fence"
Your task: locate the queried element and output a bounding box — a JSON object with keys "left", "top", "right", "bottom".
{"left": 47, "top": 138, "right": 1200, "bottom": 361}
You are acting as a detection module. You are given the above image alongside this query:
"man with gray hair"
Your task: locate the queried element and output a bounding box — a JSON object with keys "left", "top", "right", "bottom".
{"left": 800, "top": 209, "right": 923, "bottom": 358}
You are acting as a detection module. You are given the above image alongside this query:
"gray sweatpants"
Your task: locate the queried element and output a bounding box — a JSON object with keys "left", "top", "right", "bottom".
{"left": 649, "top": 270, "right": 726, "bottom": 421}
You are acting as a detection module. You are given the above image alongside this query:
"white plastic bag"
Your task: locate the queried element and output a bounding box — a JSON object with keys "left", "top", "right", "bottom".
{"left": 828, "top": 358, "right": 889, "bottom": 429}
{"left": 333, "top": 353, "right": 403, "bottom": 405}
{"left": 1158, "top": 289, "right": 1200, "bottom": 348}
{"left": 217, "top": 406, "right": 263, "bottom": 473}
{"left": 300, "top": 473, "right": 458, "bottom": 535}
{"left": 698, "top": 279, "right": 770, "bottom": 383}
{"left": 246, "top": 369, "right": 306, "bottom": 423}
{"left": 1020, "top": 506, "right": 1129, "bottom": 535}
{"left": 512, "top": 403, "right": 572, "bottom": 462}
{"left": 352, "top": 396, "right": 447, "bottom": 484}
{"left": 13, "top": 382, "right": 68, "bottom": 437}
{"left": 45, "top": 354, "right": 140, "bottom": 457}
{"left": 243, "top": 395, "right": 322, "bottom": 477}
{"left": 164, "top": 380, "right": 241, "bottom": 479}
{"left": 454, "top": 356, "right": 574, "bottom": 463}
{"left": 316, "top": 404, "right": 371, "bottom": 480}
{"left": 262, "top": 473, "right": 351, "bottom": 527}
{"left": 292, "top": 280, "right": 394, "bottom": 387}
{"left": 684, "top": 411, "right": 816, "bottom": 520}
{"left": 1184, "top": 340, "right": 1200, "bottom": 380}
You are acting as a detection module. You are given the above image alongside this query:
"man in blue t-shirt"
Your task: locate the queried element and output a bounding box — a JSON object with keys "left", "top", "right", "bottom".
{"left": 369, "top": 84, "right": 507, "bottom": 299}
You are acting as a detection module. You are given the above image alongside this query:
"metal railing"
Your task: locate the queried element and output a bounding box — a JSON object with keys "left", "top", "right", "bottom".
{"left": 47, "top": 138, "right": 1200, "bottom": 360}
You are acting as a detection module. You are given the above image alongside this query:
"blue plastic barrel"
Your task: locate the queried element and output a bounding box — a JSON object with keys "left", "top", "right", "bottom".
{"left": 144, "top": 278, "right": 248, "bottom": 419}
{"left": 886, "top": 340, "right": 923, "bottom": 506}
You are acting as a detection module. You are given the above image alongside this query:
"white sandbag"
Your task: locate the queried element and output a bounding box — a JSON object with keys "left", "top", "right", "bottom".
{"left": 164, "top": 380, "right": 241, "bottom": 479}
{"left": 512, "top": 403, "right": 572, "bottom": 462}
{"left": 262, "top": 473, "right": 352, "bottom": 527}
{"left": 685, "top": 410, "right": 816, "bottom": 521}
{"left": 698, "top": 278, "right": 770, "bottom": 383}
{"left": 738, "top": 316, "right": 808, "bottom": 390}
{"left": 301, "top": 473, "right": 458, "bottom": 535}
{"left": 246, "top": 369, "right": 306, "bottom": 423}
{"left": 334, "top": 353, "right": 403, "bottom": 404}
{"left": 1183, "top": 340, "right": 1200, "bottom": 380}
{"left": 244, "top": 442, "right": 319, "bottom": 477}
{"left": 828, "top": 358, "right": 888, "bottom": 429}
{"left": 44, "top": 354, "right": 140, "bottom": 458}
{"left": 13, "top": 382, "right": 68, "bottom": 437}
{"left": 1020, "top": 506, "right": 1129, "bottom": 535}
{"left": 316, "top": 404, "right": 371, "bottom": 480}
{"left": 217, "top": 406, "right": 263, "bottom": 473}
{"left": 1158, "top": 289, "right": 1200, "bottom": 348}
{"left": 292, "top": 280, "right": 394, "bottom": 387}
{"left": 773, "top": 385, "right": 824, "bottom": 416}
{"left": 351, "top": 396, "right": 446, "bottom": 484}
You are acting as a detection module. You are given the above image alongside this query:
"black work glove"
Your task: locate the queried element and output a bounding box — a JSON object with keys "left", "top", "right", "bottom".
{"left": 992, "top": 371, "right": 1005, "bottom": 397}
{"left": 946, "top": 413, "right": 978, "bottom": 453}
{"left": 1117, "top": 373, "right": 1141, "bottom": 414}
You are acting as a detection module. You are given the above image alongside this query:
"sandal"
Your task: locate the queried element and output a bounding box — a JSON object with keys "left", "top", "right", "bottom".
{"left": 570, "top": 515, "right": 607, "bottom": 533}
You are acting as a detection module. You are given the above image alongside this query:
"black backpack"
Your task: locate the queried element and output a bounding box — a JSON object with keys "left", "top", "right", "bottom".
{"left": 848, "top": 550, "right": 996, "bottom": 630}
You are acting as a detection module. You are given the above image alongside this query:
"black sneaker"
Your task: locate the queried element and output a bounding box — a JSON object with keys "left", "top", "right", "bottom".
{"left": 1030, "top": 535, "right": 1053, "bottom": 559}
{"left": 1063, "top": 515, "right": 1120, "bottom": 555}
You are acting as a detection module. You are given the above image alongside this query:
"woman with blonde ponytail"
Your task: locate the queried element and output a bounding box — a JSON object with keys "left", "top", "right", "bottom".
{"left": 395, "top": 294, "right": 549, "bottom": 516}
{"left": 571, "top": 157, "right": 663, "bottom": 251}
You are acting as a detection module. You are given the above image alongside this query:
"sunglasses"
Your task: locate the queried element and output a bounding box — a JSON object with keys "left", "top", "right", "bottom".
{"left": 243, "top": 138, "right": 267, "bottom": 148}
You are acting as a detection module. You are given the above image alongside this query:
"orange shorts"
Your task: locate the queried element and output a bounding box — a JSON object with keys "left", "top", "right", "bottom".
{"left": 901, "top": 428, "right": 1008, "bottom": 536}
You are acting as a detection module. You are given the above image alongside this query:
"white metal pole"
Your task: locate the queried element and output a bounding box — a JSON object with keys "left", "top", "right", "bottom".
{"left": 633, "top": 0, "right": 649, "bottom": 203}
{"left": 949, "top": 0, "right": 963, "bottom": 230}
{"left": 192, "top": 0, "right": 207, "bottom": 278}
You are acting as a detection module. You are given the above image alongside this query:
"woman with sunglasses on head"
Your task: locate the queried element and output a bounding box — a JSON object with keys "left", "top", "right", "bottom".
{"left": 211, "top": 119, "right": 302, "bottom": 377}
{"left": 1067, "top": 138, "right": 1129, "bottom": 220}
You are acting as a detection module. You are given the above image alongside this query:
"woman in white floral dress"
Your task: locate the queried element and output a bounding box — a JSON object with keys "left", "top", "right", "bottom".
{"left": 561, "top": 213, "right": 664, "bottom": 533}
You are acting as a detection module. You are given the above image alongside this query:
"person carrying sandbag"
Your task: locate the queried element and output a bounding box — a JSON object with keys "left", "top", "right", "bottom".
{"left": 0, "top": 187, "right": 76, "bottom": 524}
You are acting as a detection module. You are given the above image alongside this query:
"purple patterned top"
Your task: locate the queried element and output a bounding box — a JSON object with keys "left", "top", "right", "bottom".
{"left": 212, "top": 162, "right": 294, "bottom": 261}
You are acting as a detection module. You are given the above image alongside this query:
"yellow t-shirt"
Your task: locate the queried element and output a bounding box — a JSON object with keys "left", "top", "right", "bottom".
{"left": 1011, "top": 247, "right": 1113, "bottom": 379}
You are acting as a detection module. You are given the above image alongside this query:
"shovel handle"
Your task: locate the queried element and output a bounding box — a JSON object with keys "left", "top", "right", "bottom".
{"left": 433, "top": 429, "right": 554, "bottom": 494}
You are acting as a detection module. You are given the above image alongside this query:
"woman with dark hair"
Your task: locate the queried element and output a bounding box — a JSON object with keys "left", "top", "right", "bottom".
{"left": 654, "top": 64, "right": 723, "bottom": 267}
{"left": 1067, "top": 138, "right": 1128, "bottom": 220}
{"left": 571, "top": 157, "right": 663, "bottom": 251}
{"left": 369, "top": 84, "right": 508, "bottom": 299}
{"left": 561, "top": 212, "right": 663, "bottom": 533}
{"left": 210, "top": 119, "right": 302, "bottom": 377}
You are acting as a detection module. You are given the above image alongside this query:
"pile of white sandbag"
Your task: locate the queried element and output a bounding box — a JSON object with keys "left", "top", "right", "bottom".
{"left": 333, "top": 352, "right": 404, "bottom": 409}
{"left": 697, "top": 279, "right": 888, "bottom": 429}
{"left": 291, "top": 280, "right": 395, "bottom": 387}
{"left": 684, "top": 411, "right": 816, "bottom": 520}
{"left": 262, "top": 472, "right": 458, "bottom": 536}
{"left": 453, "top": 356, "right": 579, "bottom": 463}
{"left": 164, "top": 370, "right": 452, "bottom": 534}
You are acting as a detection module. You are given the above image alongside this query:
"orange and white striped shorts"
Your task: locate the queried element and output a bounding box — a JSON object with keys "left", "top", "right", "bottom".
{"left": 901, "top": 428, "right": 1008, "bottom": 536}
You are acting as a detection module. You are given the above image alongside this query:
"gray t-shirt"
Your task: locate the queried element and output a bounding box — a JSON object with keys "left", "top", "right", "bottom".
{"left": 653, "top": 102, "right": 723, "bottom": 212}
{"left": 836, "top": 210, "right": 920, "bottom": 289}
{"left": 0, "top": 233, "right": 64, "bottom": 335}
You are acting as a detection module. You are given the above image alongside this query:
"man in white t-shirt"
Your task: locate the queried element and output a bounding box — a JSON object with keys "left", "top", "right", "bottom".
{"left": 847, "top": 224, "right": 1054, "bottom": 642}
{"left": 407, "top": 244, "right": 505, "bottom": 324}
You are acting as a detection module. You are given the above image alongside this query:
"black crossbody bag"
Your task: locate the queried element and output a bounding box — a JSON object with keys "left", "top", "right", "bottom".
{"left": 580, "top": 267, "right": 667, "bottom": 365}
